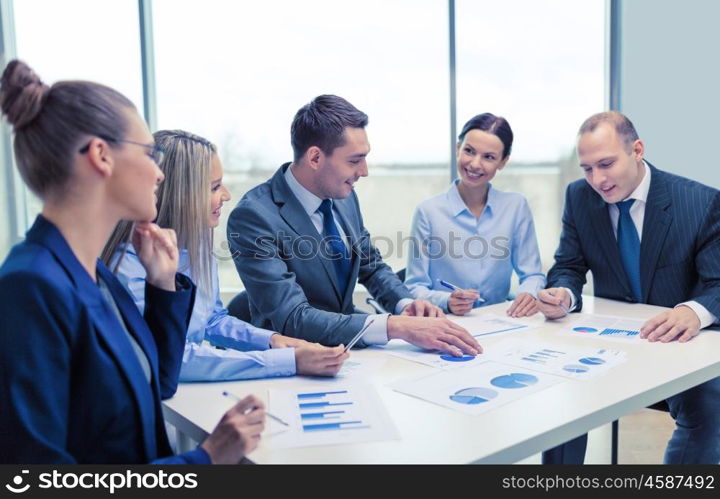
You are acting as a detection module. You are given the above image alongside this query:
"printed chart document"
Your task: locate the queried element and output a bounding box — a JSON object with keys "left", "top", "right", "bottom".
{"left": 559, "top": 314, "right": 645, "bottom": 342}
{"left": 372, "top": 340, "right": 488, "bottom": 369}
{"left": 392, "top": 362, "right": 565, "bottom": 416}
{"left": 485, "top": 338, "right": 628, "bottom": 380}
{"left": 449, "top": 313, "right": 535, "bottom": 337}
{"left": 268, "top": 384, "right": 399, "bottom": 448}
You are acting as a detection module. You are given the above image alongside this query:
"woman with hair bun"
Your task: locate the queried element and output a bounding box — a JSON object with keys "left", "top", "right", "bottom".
{"left": 0, "top": 60, "right": 265, "bottom": 464}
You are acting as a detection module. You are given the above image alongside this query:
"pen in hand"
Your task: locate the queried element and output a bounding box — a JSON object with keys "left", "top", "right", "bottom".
{"left": 545, "top": 290, "right": 570, "bottom": 316}
{"left": 438, "top": 279, "right": 486, "bottom": 303}
{"left": 222, "top": 391, "right": 289, "bottom": 426}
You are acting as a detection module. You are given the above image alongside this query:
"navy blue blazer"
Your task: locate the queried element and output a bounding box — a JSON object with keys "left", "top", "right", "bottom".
{"left": 227, "top": 163, "right": 412, "bottom": 346}
{"left": 547, "top": 163, "right": 720, "bottom": 318}
{"left": 0, "top": 216, "right": 207, "bottom": 464}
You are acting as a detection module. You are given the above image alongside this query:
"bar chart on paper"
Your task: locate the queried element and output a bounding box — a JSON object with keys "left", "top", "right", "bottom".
{"left": 297, "top": 390, "right": 369, "bottom": 432}
{"left": 560, "top": 314, "right": 644, "bottom": 342}
{"left": 268, "top": 385, "right": 399, "bottom": 448}
{"left": 485, "top": 338, "right": 627, "bottom": 380}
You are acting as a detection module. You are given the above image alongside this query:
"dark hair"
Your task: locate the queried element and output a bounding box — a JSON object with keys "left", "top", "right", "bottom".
{"left": 578, "top": 111, "right": 639, "bottom": 151}
{"left": 0, "top": 59, "right": 135, "bottom": 198}
{"left": 458, "top": 113, "right": 514, "bottom": 159}
{"left": 290, "top": 94, "right": 368, "bottom": 162}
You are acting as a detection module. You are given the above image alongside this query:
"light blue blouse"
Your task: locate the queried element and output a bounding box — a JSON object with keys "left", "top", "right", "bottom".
{"left": 405, "top": 181, "right": 546, "bottom": 311}
{"left": 115, "top": 247, "right": 296, "bottom": 382}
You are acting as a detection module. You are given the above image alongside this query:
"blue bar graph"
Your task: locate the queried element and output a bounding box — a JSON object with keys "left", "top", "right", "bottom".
{"left": 521, "top": 356, "right": 546, "bottom": 364}
{"left": 299, "top": 401, "right": 353, "bottom": 409}
{"left": 599, "top": 328, "right": 639, "bottom": 338}
{"left": 300, "top": 411, "right": 345, "bottom": 420}
{"left": 297, "top": 390, "right": 348, "bottom": 400}
{"left": 303, "top": 421, "right": 370, "bottom": 432}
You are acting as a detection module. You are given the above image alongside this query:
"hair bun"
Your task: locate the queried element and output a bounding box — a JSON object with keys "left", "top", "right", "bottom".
{"left": 0, "top": 59, "right": 50, "bottom": 129}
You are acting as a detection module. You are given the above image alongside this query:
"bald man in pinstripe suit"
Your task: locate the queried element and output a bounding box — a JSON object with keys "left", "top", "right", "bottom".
{"left": 537, "top": 111, "right": 720, "bottom": 464}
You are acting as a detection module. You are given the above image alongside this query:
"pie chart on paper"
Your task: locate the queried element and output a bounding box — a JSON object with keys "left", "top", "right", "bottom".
{"left": 573, "top": 326, "right": 598, "bottom": 333}
{"left": 579, "top": 357, "right": 606, "bottom": 365}
{"left": 449, "top": 387, "right": 499, "bottom": 405}
{"left": 490, "top": 373, "right": 539, "bottom": 389}
{"left": 440, "top": 354, "right": 475, "bottom": 362}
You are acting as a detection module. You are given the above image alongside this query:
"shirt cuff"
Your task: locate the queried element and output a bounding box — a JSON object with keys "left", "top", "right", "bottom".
{"left": 394, "top": 298, "right": 414, "bottom": 315}
{"left": 676, "top": 301, "right": 718, "bottom": 329}
{"left": 249, "top": 327, "right": 276, "bottom": 350}
{"left": 263, "top": 347, "right": 297, "bottom": 376}
{"left": 360, "top": 313, "right": 390, "bottom": 346}
{"left": 562, "top": 287, "right": 577, "bottom": 312}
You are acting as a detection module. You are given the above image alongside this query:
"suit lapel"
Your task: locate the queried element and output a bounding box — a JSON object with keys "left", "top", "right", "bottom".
{"left": 271, "top": 165, "right": 344, "bottom": 303}
{"left": 640, "top": 165, "right": 672, "bottom": 299}
{"left": 588, "top": 195, "right": 633, "bottom": 296}
{"left": 29, "top": 217, "right": 157, "bottom": 461}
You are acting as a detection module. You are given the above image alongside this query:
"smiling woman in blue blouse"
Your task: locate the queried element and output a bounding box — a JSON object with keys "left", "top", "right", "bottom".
{"left": 103, "top": 130, "right": 348, "bottom": 385}
{"left": 405, "top": 113, "right": 545, "bottom": 317}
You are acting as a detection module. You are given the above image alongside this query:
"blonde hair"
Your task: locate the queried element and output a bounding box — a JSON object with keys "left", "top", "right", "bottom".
{"left": 103, "top": 130, "right": 217, "bottom": 296}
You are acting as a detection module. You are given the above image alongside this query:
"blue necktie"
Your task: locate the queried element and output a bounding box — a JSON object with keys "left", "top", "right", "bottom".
{"left": 616, "top": 199, "right": 642, "bottom": 302}
{"left": 318, "top": 199, "right": 352, "bottom": 291}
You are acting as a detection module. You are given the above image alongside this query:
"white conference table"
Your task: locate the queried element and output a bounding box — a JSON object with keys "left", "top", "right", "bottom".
{"left": 162, "top": 296, "right": 720, "bottom": 464}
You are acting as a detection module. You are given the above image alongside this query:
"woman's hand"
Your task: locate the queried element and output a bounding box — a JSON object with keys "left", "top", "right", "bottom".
{"left": 448, "top": 289, "right": 480, "bottom": 316}
{"left": 132, "top": 222, "right": 179, "bottom": 291}
{"left": 201, "top": 395, "right": 265, "bottom": 463}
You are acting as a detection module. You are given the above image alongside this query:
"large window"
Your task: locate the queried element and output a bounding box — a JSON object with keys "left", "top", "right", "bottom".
{"left": 11, "top": 0, "right": 144, "bottom": 226}
{"left": 456, "top": 0, "right": 606, "bottom": 278}
{"left": 153, "top": 0, "right": 451, "bottom": 290}
{"left": 1, "top": 1, "right": 607, "bottom": 295}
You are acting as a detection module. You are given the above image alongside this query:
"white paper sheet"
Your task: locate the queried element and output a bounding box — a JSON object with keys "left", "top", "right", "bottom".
{"left": 449, "top": 313, "right": 536, "bottom": 337}
{"left": 267, "top": 384, "right": 399, "bottom": 448}
{"left": 392, "top": 361, "right": 565, "bottom": 416}
{"left": 485, "top": 338, "right": 628, "bottom": 380}
{"left": 373, "top": 340, "right": 488, "bottom": 369}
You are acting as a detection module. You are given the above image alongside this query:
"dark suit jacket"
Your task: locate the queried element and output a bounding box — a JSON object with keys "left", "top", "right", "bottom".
{"left": 0, "top": 216, "right": 205, "bottom": 464}
{"left": 227, "top": 163, "right": 412, "bottom": 346}
{"left": 547, "top": 163, "right": 720, "bottom": 318}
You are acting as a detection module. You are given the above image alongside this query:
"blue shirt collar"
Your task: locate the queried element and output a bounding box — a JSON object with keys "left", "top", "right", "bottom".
{"left": 447, "top": 180, "right": 496, "bottom": 218}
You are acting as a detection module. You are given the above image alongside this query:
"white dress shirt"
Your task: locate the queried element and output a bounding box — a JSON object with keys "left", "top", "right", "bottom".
{"left": 284, "top": 166, "right": 409, "bottom": 345}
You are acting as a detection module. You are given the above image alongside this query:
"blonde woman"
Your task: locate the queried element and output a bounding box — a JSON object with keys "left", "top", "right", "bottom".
{"left": 104, "top": 130, "right": 348, "bottom": 384}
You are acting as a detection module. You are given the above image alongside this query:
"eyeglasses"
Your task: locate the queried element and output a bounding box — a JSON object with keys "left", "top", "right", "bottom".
{"left": 79, "top": 135, "right": 165, "bottom": 165}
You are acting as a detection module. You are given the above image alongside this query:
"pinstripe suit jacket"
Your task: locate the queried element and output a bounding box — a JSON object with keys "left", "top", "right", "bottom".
{"left": 547, "top": 163, "right": 720, "bottom": 318}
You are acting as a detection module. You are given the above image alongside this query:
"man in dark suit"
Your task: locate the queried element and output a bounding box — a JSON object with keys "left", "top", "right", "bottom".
{"left": 227, "top": 95, "right": 479, "bottom": 356}
{"left": 537, "top": 111, "right": 720, "bottom": 464}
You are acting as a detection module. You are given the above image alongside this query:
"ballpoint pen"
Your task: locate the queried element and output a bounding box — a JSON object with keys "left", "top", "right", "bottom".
{"left": 222, "top": 391, "right": 289, "bottom": 426}
{"left": 438, "top": 279, "right": 486, "bottom": 302}
{"left": 344, "top": 318, "right": 375, "bottom": 352}
{"left": 546, "top": 289, "right": 570, "bottom": 316}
